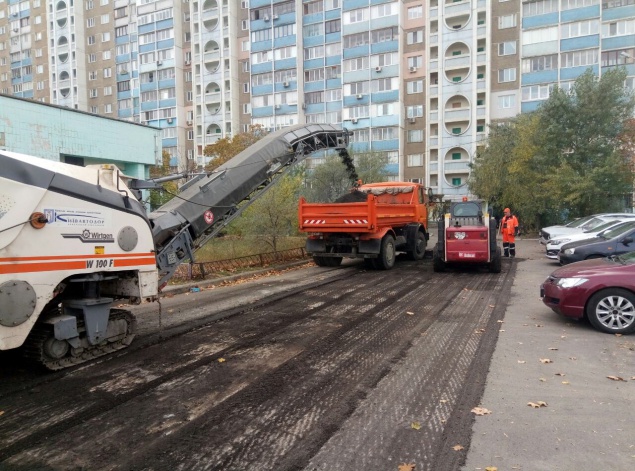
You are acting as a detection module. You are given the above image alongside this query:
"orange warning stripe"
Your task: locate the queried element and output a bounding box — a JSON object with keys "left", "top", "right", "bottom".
{"left": 0, "top": 252, "right": 155, "bottom": 262}
{"left": 0, "top": 254, "right": 157, "bottom": 275}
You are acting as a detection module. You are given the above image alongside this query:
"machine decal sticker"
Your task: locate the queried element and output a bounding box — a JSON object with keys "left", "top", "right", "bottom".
{"left": 454, "top": 232, "right": 466, "bottom": 239}
{"left": 62, "top": 229, "right": 115, "bottom": 243}
{"left": 203, "top": 210, "right": 214, "bottom": 225}
{"left": 43, "top": 208, "right": 111, "bottom": 227}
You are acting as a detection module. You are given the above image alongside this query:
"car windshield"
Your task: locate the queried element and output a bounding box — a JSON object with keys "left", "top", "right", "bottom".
{"left": 600, "top": 222, "right": 635, "bottom": 239}
{"left": 583, "top": 220, "right": 621, "bottom": 233}
{"left": 579, "top": 217, "right": 612, "bottom": 231}
{"left": 565, "top": 216, "right": 596, "bottom": 228}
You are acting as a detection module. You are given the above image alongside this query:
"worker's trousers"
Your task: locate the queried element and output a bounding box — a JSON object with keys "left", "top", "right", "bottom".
{"left": 502, "top": 233, "right": 516, "bottom": 257}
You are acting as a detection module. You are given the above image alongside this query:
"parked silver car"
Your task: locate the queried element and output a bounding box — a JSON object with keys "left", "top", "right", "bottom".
{"left": 540, "top": 213, "right": 635, "bottom": 245}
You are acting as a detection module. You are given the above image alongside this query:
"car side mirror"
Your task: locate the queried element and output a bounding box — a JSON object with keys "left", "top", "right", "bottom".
{"left": 622, "top": 236, "right": 633, "bottom": 245}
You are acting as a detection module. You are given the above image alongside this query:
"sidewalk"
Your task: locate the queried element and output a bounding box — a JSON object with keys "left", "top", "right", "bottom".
{"left": 462, "top": 238, "right": 634, "bottom": 471}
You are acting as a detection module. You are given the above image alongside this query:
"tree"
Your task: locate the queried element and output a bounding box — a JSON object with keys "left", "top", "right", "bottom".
{"left": 203, "top": 125, "right": 268, "bottom": 171}
{"left": 351, "top": 150, "right": 390, "bottom": 184}
{"left": 302, "top": 150, "right": 389, "bottom": 202}
{"left": 148, "top": 150, "right": 178, "bottom": 211}
{"left": 469, "top": 67, "right": 635, "bottom": 228}
{"left": 229, "top": 173, "right": 304, "bottom": 252}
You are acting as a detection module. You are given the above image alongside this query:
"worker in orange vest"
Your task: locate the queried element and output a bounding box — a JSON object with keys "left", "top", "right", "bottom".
{"left": 500, "top": 207, "right": 519, "bottom": 257}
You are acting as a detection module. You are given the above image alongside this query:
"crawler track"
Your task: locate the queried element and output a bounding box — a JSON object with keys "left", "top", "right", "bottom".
{"left": 0, "top": 258, "right": 515, "bottom": 471}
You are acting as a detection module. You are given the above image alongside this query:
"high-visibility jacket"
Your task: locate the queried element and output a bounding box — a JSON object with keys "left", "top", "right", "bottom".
{"left": 500, "top": 215, "right": 519, "bottom": 236}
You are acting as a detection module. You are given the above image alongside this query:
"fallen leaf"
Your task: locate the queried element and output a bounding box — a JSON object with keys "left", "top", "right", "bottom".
{"left": 406, "top": 311, "right": 415, "bottom": 316}
{"left": 497, "top": 320, "right": 504, "bottom": 323}
{"left": 475, "top": 328, "right": 486, "bottom": 334}
{"left": 539, "top": 378, "right": 547, "bottom": 382}
{"left": 540, "top": 358, "right": 553, "bottom": 364}
{"left": 561, "top": 335, "right": 567, "bottom": 339}
{"left": 453, "top": 444, "right": 464, "bottom": 451}
{"left": 535, "top": 324, "right": 544, "bottom": 327}
{"left": 548, "top": 347, "right": 558, "bottom": 351}
{"left": 411, "top": 421, "right": 421, "bottom": 430}
{"left": 485, "top": 467, "right": 498, "bottom": 471}
{"left": 398, "top": 463, "right": 415, "bottom": 471}
{"left": 471, "top": 407, "right": 491, "bottom": 416}
{"left": 615, "top": 333, "right": 623, "bottom": 337}
{"left": 562, "top": 381, "right": 570, "bottom": 385}
{"left": 517, "top": 360, "right": 526, "bottom": 364}
{"left": 569, "top": 357, "right": 577, "bottom": 360}
{"left": 440, "top": 399, "right": 448, "bottom": 403}
{"left": 0, "top": 411, "right": 4, "bottom": 417}
{"left": 499, "top": 329, "right": 506, "bottom": 332}
{"left": 555, "top": 372, "right": 566, "bottom": 376}
{"left": 489, "top": 304, "right": 496, "bottom": 308}
{"left": 607, "top": 376, "right": 626, "bottom": 382}
{"left": 218, "top": 358, "right": 226, "bottom": 363}
{"left": 528, "top": 401, "right": 548, "bottom": 408}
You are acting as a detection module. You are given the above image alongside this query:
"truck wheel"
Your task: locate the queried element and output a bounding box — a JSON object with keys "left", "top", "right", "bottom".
{"left": 586, "top": 288, "right": 635, "bottom": 334}
{"left": 326, "top": 257, "right": 343, "bottom": 267}
{"left": 312, "top": 256, "right": 328, "bottom": 267}
{"left": 432, "top": 245, "right": 445, "bottom": 272}
{"left": 489, "top": 247, "right": 502, "bottom": 273}
{"left": 408, "top": 231, "right": 427, "bottom": 261}
{"left": 376, "top": 234, "right": 396, "bottom": 270}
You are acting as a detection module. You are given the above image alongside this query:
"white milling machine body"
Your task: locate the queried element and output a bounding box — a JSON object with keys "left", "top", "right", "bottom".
{"left": 0, "top": 124, "right": 353, "bottom": 369}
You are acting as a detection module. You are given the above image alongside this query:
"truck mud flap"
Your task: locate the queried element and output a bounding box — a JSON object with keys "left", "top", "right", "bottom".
{"left": 359, "top": 238, "right": 381, "bottom": 254}
{"left": 306, "top": 238, "right": 327, "bottom": 253}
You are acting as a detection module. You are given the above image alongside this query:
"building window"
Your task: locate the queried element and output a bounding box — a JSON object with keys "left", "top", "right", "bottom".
{"left": 452, "top": 178, "right": 462, "bottom": 186}
{"left": 452, "top": 152, "right": 461, "bottom": 160}
{"left": 407, "top": 105, "right": 424, "bottom": 118}
{"left": 407, "top": 80, "right": 424, "bottom": 94}
{"left": 103, "top": 68, "right": 112, "bottom": 78}
{"left": 243, "top": 82, "right": 250, "bottom": 93}
{"left": 407, "top": 30, "right": 423, "bottom": 45}
{"left": 101, "top": 14, "right": 110, "bottom": 24}
{"left": 407, "top": 154, "right": 423, "bottom": 167}
{"left": 408, "top": 6, "right": 423, "bottom": 19}
{"left": 407, "top": 129, "right": 423, "bottom": 142}
{"left": 408, "top": 56, "right": 423, "bottom": 68}
{"left": 498, "top": 95, "right": 516, "bottom": 109}
{"left": 561, "top": 19, "right": 599, "bottom": 39}
{"left": 522, "top": 54, "right": 558, "bottom": 73}
{"left": 87, "top": 36, "right": 96, "bottom": 45}
{"left": 498, "top": 68, "right": 516, "bottom": 83}
{"left": 87, "top": 17, "right": 95, "bottom": 28}
{"left": 498, "top": 14, "right": 517, "bottom": 29}
{"left": 498, "top": 41, "right": 516, "bottom": 56}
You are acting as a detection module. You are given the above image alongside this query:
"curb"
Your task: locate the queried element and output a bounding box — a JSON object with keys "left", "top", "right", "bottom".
{"left": 161, "top": 259, "right": 312, "bottom": 296}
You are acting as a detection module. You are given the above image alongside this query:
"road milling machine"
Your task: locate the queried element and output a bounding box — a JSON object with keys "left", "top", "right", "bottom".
{"left": 0, "top": 124, "right": 353, "bottom": 369}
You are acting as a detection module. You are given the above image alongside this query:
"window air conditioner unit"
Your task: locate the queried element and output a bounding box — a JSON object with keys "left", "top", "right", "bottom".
{"left": 157, "top": 61, "right": 163, "bottom": 66}
{"left": 264, "top": 15, "right": 270, "bottom": 21}
{"left": 275, "top": 104, "right": 281, "bottom": 109}
{"left": 375, "top": 66, "right": 382, "bottom": 72}
{"left": 186, "top": 120, "right": 193, "bottom": 125}
{"left": 185, "top": 59, "right": 191, "bottom": 65}
{"left": 356, "top": 94, "right": 363, "bottom": 99}
{"left": 283, "top": 81, "right": 289, "bottom": 87}
{"left": 273, "top": 14, "right": 279, "bottom": 20}
{"left": 408, "top": 117, "right": 416, "bottom": 124}
{"left": 351, "top": 118, "right": 358, "bottom": 124}
{"left": 409, "top": 66, "right": 417, "bottom": 73}
{"left": 167, "top": 118, "right": 173, "bottom": 123}
{"left": 120, "top": 69, "right": 129, "bottom": 74}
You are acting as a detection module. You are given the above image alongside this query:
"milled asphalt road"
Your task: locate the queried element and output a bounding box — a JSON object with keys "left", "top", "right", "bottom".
{"left": 462, "top": 238, "right": 634, "bottom": 471}
{"left": 162, "top": 236, "right": 634, "bottom": 470}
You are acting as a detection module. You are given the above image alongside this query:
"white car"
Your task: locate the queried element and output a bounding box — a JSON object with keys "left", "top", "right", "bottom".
{"left": 545, "top": 219, "right": 627, "bottom": 259}
{"left": 540, "top": 213, "right": 635, "bottom": 245}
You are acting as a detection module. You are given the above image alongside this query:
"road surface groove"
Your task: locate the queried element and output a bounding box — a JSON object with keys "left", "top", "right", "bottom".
{"left": 0, "top": 258, "right": 515, "bottom": 471}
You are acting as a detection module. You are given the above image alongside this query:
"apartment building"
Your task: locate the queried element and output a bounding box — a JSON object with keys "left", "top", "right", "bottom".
{"left": 2, "top": 0, "right": 633, "bottom": 197}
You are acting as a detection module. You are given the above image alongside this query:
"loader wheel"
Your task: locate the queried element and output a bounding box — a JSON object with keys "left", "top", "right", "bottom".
{"left": 432, "top": 245, "right": 445, "bottom": 272}
{"left": 489, "top": 247, "right": 502, "bottom": 274}
{"left": 376, "top": 234, "right": 396, "bottom": 270}
{"left": 408, "top": 231, "right": 427, "bottom": 261}
{"left": 312, "top": 256, "right": 328, "bottom": 267}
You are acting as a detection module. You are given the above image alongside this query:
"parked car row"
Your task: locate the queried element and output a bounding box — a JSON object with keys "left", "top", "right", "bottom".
{"left": 540, "top": 213, "right": 635, "bottom": 335}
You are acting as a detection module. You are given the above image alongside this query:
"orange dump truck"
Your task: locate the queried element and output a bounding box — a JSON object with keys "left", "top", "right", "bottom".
{"left": 298, "top": 182, "right": 430, "bottom": 269}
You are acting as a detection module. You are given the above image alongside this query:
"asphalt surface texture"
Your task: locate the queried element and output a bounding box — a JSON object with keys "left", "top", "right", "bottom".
{"left": 0, "top": 237, "right": 632, "bottom": 471}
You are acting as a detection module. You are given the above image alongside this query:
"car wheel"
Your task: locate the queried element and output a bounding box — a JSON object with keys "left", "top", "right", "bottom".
{"left": 408, "top": 231, "right": 426, "bottom": 261}
{"left": 376, "top": 234, "right": 396, "bottom": 270}
{"left": 586, "top": 288, "right": 635, "bottom": 334}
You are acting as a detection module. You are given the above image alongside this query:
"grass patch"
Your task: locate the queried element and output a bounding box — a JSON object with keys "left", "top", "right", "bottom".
{"left": 195, "top": 236, "right": 306, "bottom": 262}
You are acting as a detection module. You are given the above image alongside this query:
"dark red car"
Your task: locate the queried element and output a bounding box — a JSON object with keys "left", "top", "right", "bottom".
{"left": 540, "top": 251, "right": 635, "bottom": 334}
